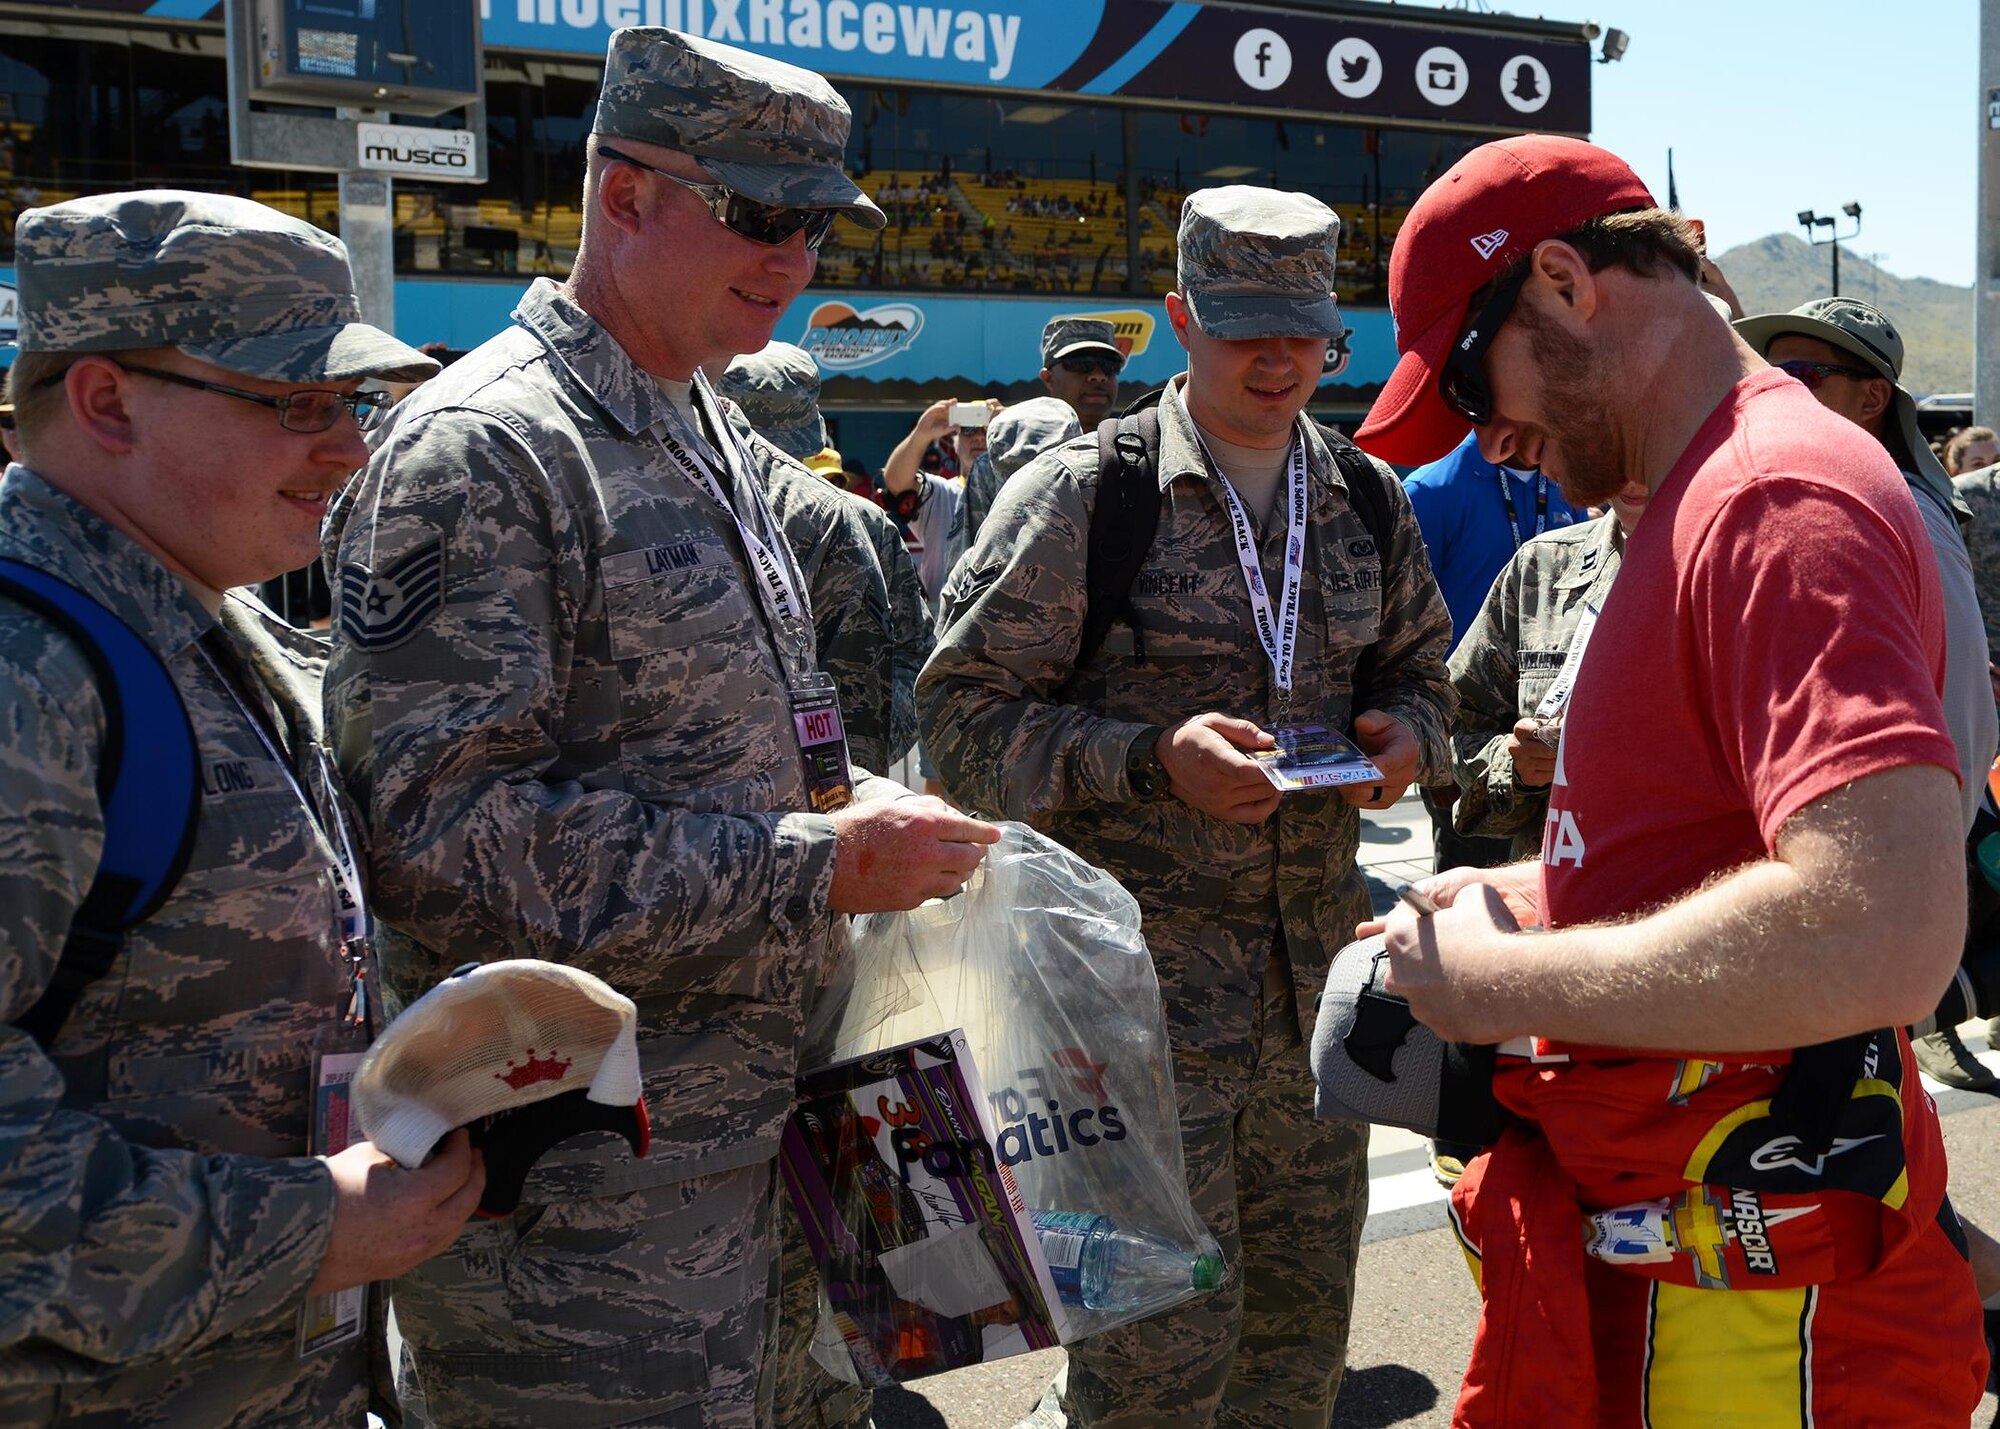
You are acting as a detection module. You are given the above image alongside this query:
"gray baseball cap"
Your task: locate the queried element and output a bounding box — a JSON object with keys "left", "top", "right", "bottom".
{"left": 719, "top": 341, "right": 828, "bottom": 459}
{"left": 595, "top": 27, "right": 884, "bottom": 229}
{"left": 1735, "top": 297, "right": 1959, "bottom": 518}
{"left": 14, "top": 190, "right": 438, "bottom": 383}
{"left": 987, "top": 396, "right": 1081, "bottom": 480}
{"left": 1040, "top": 317, "right": 1124, "bottom": 369}
{"left": 1176, "top": 186, "right": 1343, "bottom": 341}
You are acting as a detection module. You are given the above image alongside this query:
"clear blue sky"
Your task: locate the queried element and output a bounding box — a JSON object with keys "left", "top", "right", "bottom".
{"left": 1405, "top": 0, "right": 1980, "bottom": 286}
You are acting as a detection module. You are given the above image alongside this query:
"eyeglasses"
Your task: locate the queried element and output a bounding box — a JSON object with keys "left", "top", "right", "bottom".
{"left": 1774, "top": 358, "right": 1880, "bottom": 392}
{"left": 1054, "top": 354, "right": 1122, "bottom": 377}
{"left": 597, "top": 144, "right": 838, "bottom": 252}
{"left": 1438, "top": 264, "right": 1531, "bottom": 426}
{"left": 113, "top": 363, "right": 381, "bottom": 433}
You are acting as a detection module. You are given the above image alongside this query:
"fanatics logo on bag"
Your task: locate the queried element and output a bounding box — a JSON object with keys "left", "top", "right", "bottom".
{"left": 1470, "top": 229, "right": 1510, "bottom": 260}
{"left": 338, "top": 538, "right": 444, "bottom": 651}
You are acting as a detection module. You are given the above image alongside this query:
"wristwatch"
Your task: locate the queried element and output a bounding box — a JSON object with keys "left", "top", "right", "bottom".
{"left": 1126, "top": 726, "right": 1172, "bottom": 801}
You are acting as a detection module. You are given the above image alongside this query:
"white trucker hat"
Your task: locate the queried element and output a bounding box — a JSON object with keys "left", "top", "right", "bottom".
{"left": 353, "top": 960, "right": 649, "bottom": 1214}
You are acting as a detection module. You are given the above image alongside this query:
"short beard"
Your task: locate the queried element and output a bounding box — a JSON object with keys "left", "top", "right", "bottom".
{"left": 1514, "top": 301, "right": 1627, "bottom": 508}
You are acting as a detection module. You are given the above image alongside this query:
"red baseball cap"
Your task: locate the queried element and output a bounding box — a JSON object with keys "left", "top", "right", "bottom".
{"left": 1354, "top": 135, "right": 1656, "bottom": 466}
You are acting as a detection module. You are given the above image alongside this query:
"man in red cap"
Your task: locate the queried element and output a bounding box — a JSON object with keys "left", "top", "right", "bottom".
{"left": 1359, "top": 135, "right": 1985, "bottom": 1424}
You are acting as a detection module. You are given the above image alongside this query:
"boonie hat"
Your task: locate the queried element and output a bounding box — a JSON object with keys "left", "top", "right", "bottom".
{"left": 719, "top": 340, "right": 829, "bottom": 459}
{"left": 1177, "top": 186, "right": 1343, "bottom": 341}
{"left": 353, "top": 960, "right": 649, "bottom": 1216}
{"left": 1040, "top": 317, "right": 1124, "bottom": 369}
{"left": 1310, "top": 933, "right": 1505, "bottom": 1145}
{"left": 802, "top": 446, "right": 845, "bottom": 479}
{"left": 13, "top": 190, "right": 439, "bottom": 384}
{"left": 1734, "top": 296, "right": 1961, "bottom": 520}
{"left": 594, "top": 27, "right": 884, "bottom": 228}
{"left": 1355, "top": 136, "right": 1655, "bottom": 466}
{"left": 986, "top": 396, "right": 1081, "bottom": 481}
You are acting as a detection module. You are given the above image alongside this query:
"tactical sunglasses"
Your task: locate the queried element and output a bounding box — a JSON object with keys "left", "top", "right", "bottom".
{"left": 40, "top": 360, "right": 381, "bottom": 433}
{"left": 1438, "top": 263, "right": 1531, "bottom": 427}
{"left": 1055, "top": 354, "right": 1123, "bottom": 377}
{"left": 597, "top": 144, "right": 838, "bottom": 252}
{"left": 1773, "top": 358, "right": 1880, "bottom": 392}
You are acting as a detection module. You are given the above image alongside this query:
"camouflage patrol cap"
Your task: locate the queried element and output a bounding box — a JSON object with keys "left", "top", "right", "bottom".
{"left": 987, "top": 396, "right": 1081, "bottom": 480}
{"left": 1176, "top": 186, "right": 1343, "bottom": 340}
{"left": 13, "top": 190, "right": 438, "bottom": 383}
{"left": 719, "top": 340, "right": 828, "bottom": 459}
{"left": 595, "top": 27, "right": 884, "bottom": 229}
{"left": 1040, "top": 317, "right": 1124, "bottom": 369}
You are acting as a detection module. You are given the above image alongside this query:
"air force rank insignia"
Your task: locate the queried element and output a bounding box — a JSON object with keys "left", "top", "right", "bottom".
{"left": 339, "top": 539, "right": 444, "bottom": 651}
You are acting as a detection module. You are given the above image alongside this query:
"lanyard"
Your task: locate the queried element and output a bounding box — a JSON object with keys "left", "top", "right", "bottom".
{"left": 1499, "top": 470, "right": 1549, "bottom": 550}
{"left": 1193, "top": 427, "right": 1310, "bottom": 707}
{"left": 653, "top": 377, "right": 812, "bottom": 672}
{"left": 196, "top": 631, "right": 374, "bottom": 1032}
{"left": 1533, "top": 529, "right": 1620, "bottom": 721}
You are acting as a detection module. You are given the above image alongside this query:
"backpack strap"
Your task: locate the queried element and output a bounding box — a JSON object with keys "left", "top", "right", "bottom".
{"left": 1317, "top": 424, "right": 1398, "bottom": 712}
{"left": 1077, "top": 399, "right": 1164, "bottom": 669}
{"left": 0, "top": 559, "right": 201, "bottom": 1051}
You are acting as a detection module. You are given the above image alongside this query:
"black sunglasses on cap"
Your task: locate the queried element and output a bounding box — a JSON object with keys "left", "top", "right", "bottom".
{"left": 597, "top": 144, "right": 838, "bottom": 252}
{"left": 1438, "top": 264, "right": 1531, "bottom": 427}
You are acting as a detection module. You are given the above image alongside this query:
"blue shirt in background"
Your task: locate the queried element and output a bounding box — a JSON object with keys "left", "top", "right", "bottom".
{"left": 1401, "top": 432, "right": 1587, "bottom": 650}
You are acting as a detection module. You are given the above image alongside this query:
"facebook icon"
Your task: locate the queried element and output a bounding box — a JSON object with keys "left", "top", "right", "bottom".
{"left": 1234, "top": 28, "right": 1291, "bottom": 90}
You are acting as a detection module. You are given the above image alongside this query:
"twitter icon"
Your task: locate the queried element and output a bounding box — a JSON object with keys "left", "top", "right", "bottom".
{"left": 1328, "top": 37, "right": 1383, "bottom": 98}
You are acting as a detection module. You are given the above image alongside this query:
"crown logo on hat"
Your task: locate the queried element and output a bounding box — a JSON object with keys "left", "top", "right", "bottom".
{"left": 496, "top": 1049, "right": 573, "bottom": 1091}
{"left": 1470, "top": 229, "right": 1510, "bottom": 260}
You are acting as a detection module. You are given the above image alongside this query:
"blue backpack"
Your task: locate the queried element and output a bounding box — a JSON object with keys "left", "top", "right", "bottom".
{"left": 0, "top": 559, "right": 201, "bottom": 1050}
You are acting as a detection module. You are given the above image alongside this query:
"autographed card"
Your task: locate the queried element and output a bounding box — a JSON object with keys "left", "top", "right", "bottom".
{"left": 1253, "top": 724, "right": 1384, "bottom": 792}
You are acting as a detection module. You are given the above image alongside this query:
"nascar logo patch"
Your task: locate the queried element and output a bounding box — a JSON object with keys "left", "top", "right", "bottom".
{"left": 339, "top": 538, "right": 443, "bottom": 651}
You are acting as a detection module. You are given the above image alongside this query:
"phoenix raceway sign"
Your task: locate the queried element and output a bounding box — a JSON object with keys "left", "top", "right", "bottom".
{"left": 100, "top": 2, "right": 1584, "bottom": 130}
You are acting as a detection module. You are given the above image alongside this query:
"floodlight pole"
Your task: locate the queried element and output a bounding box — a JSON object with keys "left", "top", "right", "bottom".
{"left": 1980, "top": 0, "right": 2000, "bottom": 426}
{"left": 336, "top": 156, "right": 396, "bottom": 335}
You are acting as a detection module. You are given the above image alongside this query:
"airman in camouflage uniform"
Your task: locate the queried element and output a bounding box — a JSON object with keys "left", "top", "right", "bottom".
{"left": 1448, "top": 515, "right": 1622, "bottom": 861}
{"left": 1953, "top": 462, "right": 2000, "bottom": 656}
{"left": 921, "top": 188, "right": 1453, "bottom": 1428}
{"left": 955, "top": 395, "right": 1082, "bottom": 567}
{"left": 324, "top": 28, "right": 996, "bottom": 1428}
{"left": 0, "top": 191, "right": 479, "bottom": 1426}
{"left": 721, "top": 342, "right": 915, "bottom": 770}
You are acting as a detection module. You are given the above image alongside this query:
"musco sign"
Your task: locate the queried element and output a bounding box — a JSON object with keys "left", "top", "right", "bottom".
{"left": 356, "top": 123, "right": 480, "bottom": 182}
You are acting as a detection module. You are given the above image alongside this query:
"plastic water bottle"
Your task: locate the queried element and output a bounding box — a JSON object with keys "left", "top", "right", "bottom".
{"left": 1030, "top": 1210, "right": 1223, "bottom": 1313}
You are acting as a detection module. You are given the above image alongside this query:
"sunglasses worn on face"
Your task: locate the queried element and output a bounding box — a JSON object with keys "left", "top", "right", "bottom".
{"left": 40, "top": 361, "right": 381, "bottom": 433}
{"left": 1774, "top": 358, "right": 1879, "bottom": 392}
{"left": 597, "top": 144, "right": 838, "bottom": 252}
{"left": 1438, "top": 264, "right": 1531, "bottom": 427}
{"left": 1055, "top": 355, "right": 1122, "bottom": 377}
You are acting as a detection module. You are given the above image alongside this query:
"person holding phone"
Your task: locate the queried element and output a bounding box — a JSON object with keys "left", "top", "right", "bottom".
{"left": 882, "top": 394, "right": 1000, "bottom": 601}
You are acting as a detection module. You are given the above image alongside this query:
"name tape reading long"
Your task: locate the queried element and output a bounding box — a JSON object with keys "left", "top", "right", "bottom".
{"left": 1195, "top": 427, "right": 1309, "bottom": 700}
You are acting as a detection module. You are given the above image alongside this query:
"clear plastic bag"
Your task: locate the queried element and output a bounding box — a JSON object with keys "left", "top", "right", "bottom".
{"left": 799, "top": 822, "right": 1220, "bottom": 1381}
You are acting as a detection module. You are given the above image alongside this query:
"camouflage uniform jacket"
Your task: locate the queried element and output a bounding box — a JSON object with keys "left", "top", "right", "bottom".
{"left": 919, "top": 380, "right": 1452, "bottom": 1091}
{"left": 325, "top": 279, "right": 868, "bottom": 1200}
{"left": 854, "top": 492, "right": 932, "bottom": 762}
{"left": 1448, "top": 515, "right": 1623, "bottom": 861}
{"left": 727, "top": 405, "right": 897, "bottom": 771}
{"left": 0, "top": 469, "right": 362, "bottom": 1424}
{"left": 1954, "top": 462, "right": 2000, "bottom": 653}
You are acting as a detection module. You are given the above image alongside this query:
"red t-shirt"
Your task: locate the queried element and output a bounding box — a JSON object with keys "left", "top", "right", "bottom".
{"left": 1541, "top": 369, "right": 1955, "bottom": 934}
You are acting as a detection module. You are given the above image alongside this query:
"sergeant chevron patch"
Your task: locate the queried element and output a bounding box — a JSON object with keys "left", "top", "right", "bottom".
{"left": 339, "top": 538, "right": 444, "bottom": 651}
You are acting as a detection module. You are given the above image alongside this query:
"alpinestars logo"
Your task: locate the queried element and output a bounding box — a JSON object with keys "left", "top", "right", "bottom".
{"left": 1470, "top": 229, "right": 1510, "bottom": 260}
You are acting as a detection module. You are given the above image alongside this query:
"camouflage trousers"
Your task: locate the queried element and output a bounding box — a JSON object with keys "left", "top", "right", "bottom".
{"left": 391, "top": 1162, "right": 779, "bottom": 1428}
{"left": 1030, "top": 971, "right": 1370, "bottom": 1429}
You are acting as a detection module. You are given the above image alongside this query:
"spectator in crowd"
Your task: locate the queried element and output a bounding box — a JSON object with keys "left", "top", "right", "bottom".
{"left": 1954, "top": 446, "right": 2000, "bottom": 692}
{"left": 1402, "top": 430, "right": 1586, "bottom": 872}
{"left": 923, "top": 186, "right": 1452, "bottom": 1428}
{"left": 956, "top": 394, "right": 1081, "bottom": 558}
{"left": 1039, "top": 315, "right": 1125, "bottom": 429}
{"left": 716, "top": 342, "right": 899, "bottom": 773}
{"left": 1948, "top": 424, "right": 1999, "bottom": 478}
{"left": 0, "top": 395, "right": 17, "bottom": 463}
{"left": 324, "top": 29, "right": 998, "bottom": 1426}
{"left": 1358, "top": 135, "right": 1984, "bottom": 1425}
{"left": 1735, "top": 297, "right": 1998, "bottom": 1088}
{"left": 0, "top": 190, "right": 481, "bottom": 1425}
{"left": 883, "top": 394, "right": 997, "bottom": 601}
